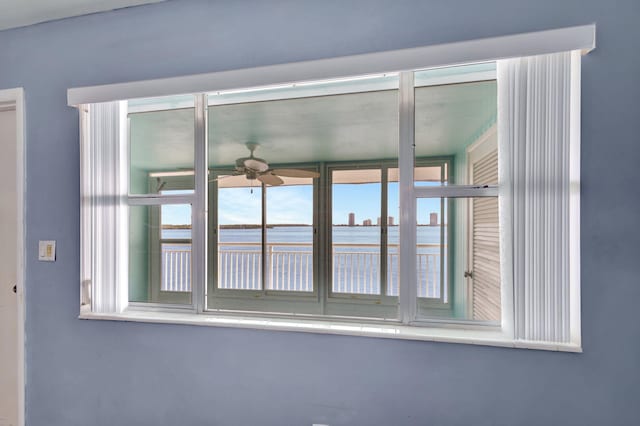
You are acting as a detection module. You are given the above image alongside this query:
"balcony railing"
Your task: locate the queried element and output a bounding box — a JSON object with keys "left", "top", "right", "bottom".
{"left": 161, "top": 244, "right": 192, "bottom": 292}
{"left": 161, "top": 242, "right": 443, "bottom": 298}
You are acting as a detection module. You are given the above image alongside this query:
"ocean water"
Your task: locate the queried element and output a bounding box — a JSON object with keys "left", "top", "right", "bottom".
{"left": 163, "top": 225, "right": 443, "bottom": 246}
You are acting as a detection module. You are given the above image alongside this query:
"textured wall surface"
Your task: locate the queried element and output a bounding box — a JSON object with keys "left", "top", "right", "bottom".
{"left": 0, "top": 0, "right": 638, "bottom": 424}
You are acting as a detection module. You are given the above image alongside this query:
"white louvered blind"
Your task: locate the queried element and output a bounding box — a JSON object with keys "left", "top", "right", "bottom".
{"left": 471, "top": 150, "right": 501, "bottom": 321}
{"left": 498, "top": 51, "right": 580, "bottom": 344}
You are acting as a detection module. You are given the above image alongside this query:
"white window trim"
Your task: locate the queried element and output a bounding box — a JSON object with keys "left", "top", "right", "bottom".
{"left": 74, "top": 24, "right": 594, "bottom": 352}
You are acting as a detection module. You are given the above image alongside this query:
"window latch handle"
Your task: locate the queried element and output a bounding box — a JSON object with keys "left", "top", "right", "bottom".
{"left": 464, "top": 271, "right": 473, "bottom": 279}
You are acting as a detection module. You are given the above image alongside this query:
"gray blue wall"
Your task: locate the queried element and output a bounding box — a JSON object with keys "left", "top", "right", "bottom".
{"left": 0, "top": 0, "right": 638, "bottom": 424}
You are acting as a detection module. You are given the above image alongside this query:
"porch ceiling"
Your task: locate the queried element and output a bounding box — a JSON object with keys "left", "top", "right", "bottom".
{"left": 129, "top": 72, "right": 496, "bottom": 173}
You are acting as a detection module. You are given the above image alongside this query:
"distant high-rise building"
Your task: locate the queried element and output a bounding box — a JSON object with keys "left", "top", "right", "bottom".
{"left": 388, "top": 216, "right": 395, "bottom": 226}
{"left": 348, "top": 212, "right": 355, "bottom": 226}
{"left": 363, "top": 219, "right": 372, "bottom": 226}
{"left": 377, "top": 217, "right": 381, "bottom": 226}
{"left": 430, "top": 212, "right": 438, "bottom": 226}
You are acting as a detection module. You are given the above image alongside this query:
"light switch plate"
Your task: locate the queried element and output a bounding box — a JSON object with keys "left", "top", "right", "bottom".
{"left": 38, "top": 240, "right": 56, "bottom": 262}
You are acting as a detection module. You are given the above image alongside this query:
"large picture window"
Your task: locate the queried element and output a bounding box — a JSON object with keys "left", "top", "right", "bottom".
{"left": 75, "top": 29, "right": 588, "bottom": 350}
{"left": 122, "top": 66, "right": 500, "bottom": 320}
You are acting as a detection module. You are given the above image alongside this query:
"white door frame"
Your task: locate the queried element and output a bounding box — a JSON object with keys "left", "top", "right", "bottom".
{"left": 0, "top": 87, "right": 25, "bottom": 426}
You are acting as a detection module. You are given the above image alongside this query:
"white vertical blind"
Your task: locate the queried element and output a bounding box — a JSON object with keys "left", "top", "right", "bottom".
{"left": 498, "top": 51, "right": 580, "bottom": 343}
{"left": 80, "top": 101, "right": 128, "bottom": 313}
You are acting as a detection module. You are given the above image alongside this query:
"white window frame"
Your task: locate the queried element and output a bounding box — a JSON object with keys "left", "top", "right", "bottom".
{"left": 73, "top": 24, "right": 594, "bottom": 351}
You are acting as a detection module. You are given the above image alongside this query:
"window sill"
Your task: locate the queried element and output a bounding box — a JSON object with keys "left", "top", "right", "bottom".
{"left": 78, "top": 310, "right": 582, "bottom": 353}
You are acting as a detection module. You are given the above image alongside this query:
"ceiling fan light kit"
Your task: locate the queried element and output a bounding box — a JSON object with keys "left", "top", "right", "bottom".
{"left": 220, "top": 142, "right": 320, "bottom": 186}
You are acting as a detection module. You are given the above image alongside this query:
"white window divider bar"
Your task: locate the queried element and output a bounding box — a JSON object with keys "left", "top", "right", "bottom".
{"left": 67, "top": 24, "right": 595, "bottom": 106}
{"left": 207, "top": 75, "right": 399, "bottom": 107}
{"left": 414, "top": 69, "right": 496, "bottom": 88}
{"left": 398, "top": 72, "right": 417, "bottom": 324}
{"left": 127, "top": 194, "right": 195, "bottom": 205}
{"left": 414, "top": 185, "right": 499, "bottom": 198}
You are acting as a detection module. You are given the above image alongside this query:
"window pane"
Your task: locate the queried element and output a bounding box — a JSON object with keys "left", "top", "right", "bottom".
{"left": 389, "top": 165, "right": 447, "bottom": 188}
{"left": 414, "top": 164, "right": 448, "bottom": 186}
{"left": 129, "top": 204, "right": 192, "bottom": 304}
{"left": 208, "top": 89, "right": 398, "bottom": 166}
{"left": 412, "top": 64, "right": 499, "bottom": 319}
{"left": 414, "top": 63, "right": 495, "bottom": 88}
{"left": 387, "top": 165, "right": 446, "bottom": 296}
{"left": 216, "top": 175, "right": 263, "bottom": 290}
{"left": 128, "top": 95, "right": 195, "bottom": 194}
{"left": 387, "top": 169, "right": 399, "bottom": 296}
{"left": 414, "top": 69, "right": 496, "bottom": 187}
{"left": 207, "top": 73, "right": 398, "bottom": 316}
{"left": 416, "top": 198, "right": 446, "bottom": 300}
{"left": 266, "top": 176, "right": 314, "bottom": 292}
{"left": 416, "top": 197, "right": 501, "bottom": 321}
{"left": 332, "top": 169, "right": 381, "bottom": 295}
{"left": 387, "top": 161, "right": 448, "bottom": 297}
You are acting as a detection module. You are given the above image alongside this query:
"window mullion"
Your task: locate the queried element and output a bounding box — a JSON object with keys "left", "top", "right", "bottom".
{"left": 193, "top": 94, "right": 208, "bottom": 313}
{"left": 398, "top": 71, "right": 417, "bottom": 324}
{"left": 380, "top": 165, "right": 388, "bottom": 297}
{"left": 414, "top": 185, "right": 499, "bottom": 198}
{"left": 262, "top": 183, "right": 267, "bottom": 293}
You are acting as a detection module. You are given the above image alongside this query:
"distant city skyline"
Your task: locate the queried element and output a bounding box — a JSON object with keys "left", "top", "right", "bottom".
{"left": 349, "top": 213, "right": 395, "bottom": 226}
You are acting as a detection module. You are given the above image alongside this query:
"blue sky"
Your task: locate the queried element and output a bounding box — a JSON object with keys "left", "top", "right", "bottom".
{"left": 161, "top": 184, "right": 442, "bottom": 226}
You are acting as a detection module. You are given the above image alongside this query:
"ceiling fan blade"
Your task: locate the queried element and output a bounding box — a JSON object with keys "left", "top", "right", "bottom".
{"left": 271, "top": 168, "right": 320, "bottom": 178}
{"left": 258, "top": 173, "right": 284, "bottom": 186}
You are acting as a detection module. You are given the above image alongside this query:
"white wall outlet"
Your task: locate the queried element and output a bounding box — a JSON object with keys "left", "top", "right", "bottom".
{"left": 38, "top": 240, "right": 56, "bottom": 262}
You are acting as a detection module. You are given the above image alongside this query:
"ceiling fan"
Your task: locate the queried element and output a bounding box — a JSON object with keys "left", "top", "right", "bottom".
{"left": 215, "top": 142, "right": 320, "bottom": 186}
